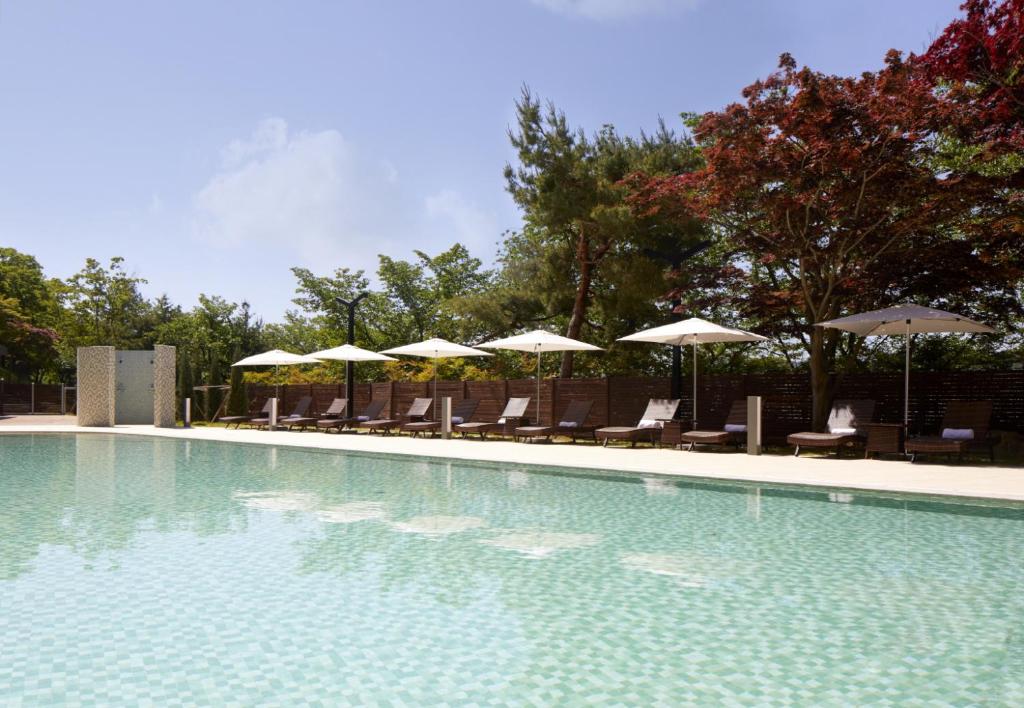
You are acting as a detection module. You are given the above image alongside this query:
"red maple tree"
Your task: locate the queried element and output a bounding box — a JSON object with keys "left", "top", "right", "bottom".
{"left": 918, "top": 0, "right": 1024, "bottom": 154}
{"left": 629, "top": 49, "right": 1022, "bottom": 429}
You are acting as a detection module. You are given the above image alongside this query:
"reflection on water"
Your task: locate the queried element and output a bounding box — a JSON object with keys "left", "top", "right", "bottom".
{"left": 235, "top": 491, "right": 319, "bottom": 512}
{"left": 317, "top": 501, "right": 388, "bottom": 524}
{"left": 390, "top": 515, "right": 488, "bottom": 535}
{"left": 1, "top": 433, "right": 1023, "bottom": 705}
{"left": 481, "top": 531, "right": 601, "bottom": 558}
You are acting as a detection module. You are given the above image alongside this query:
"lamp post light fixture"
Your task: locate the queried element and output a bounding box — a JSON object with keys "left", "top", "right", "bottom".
{"left": 335, "top": 293, "right": 369, "bottom": 406}
{"left": 643, "top": 239, "right": 712, "bottom": 400}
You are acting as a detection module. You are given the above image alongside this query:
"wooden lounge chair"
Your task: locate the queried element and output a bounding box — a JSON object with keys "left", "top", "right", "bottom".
{"left": 402, "top": 399, "right": 480, "bottom": 438}
{"left": 309, "top": 398, "right": 347, "bottom": 430}
{"left": 454, "top": 397, "right": 531, "bottom": 439}
{"left": 360, "top": 397, "right": 433, "bottom": 435}
{"left": 514, "top": 400, "right": 597, "bottom": 443}
{"left": 596, "top": 399, "right": 680, "bottom": 448}
{"left": 317, "top": 399, "right": 386, "bottom": 433}
{"left": 249, "top": 396, "right": 313, "bottom": 430}
{"left": 219, "top": 399, "right": 271, "bottom": 429}
{"left": 680, "top": 400, "right": 747, "bottom": 451}
{"left": 905, "top": 400, "right": 996, "bottom": 463}
{"left": 787, "top": 399, "right": 875, "bottom": 457}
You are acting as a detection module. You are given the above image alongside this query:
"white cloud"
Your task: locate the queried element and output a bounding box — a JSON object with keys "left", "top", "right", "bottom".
{"left": 424, "top": 189, "right": 497, "bottom": 253}
{"left": 193, "top": 118, "right": 399, "bottom": 268}
{"left": 190, "top": 119, "right": 502, "bottom": 313}
{"left": 529, "top": 0, "right": 699, "bottom": 21}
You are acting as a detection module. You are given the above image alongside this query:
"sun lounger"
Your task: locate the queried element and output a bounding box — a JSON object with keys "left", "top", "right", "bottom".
{"left": 787, "top": 399, "right": 875, "bottom": 457}
{"left": 309, "top": 398, "right": 347, "bottom": 429}
{"left": 514, "top": 400, "right": 597, "bottom": 443}
{"left": 680, "top": 400, "right": 747, "bottom": 451}
{"left": 905, "top": 400, "right": 996, "bottom": 462}
{"left": 220, "top": 399, "right": 272, "bottom": 429}
{"left": 317, "top": 399, "right": 386, "bottom": 433}
{"left": 595, "top": 399, "right": 680, "bottom": 447}
{"left": 402, "top": 399, "right": 480, "bottom": 438}
{"left": 360, "top": 397, "right": 432, "bottom": 435}
{"left": 250, "top": 396, "right": 313, "bottom": 430}
{"left": 454, "top": 397, "right": 531, "bottom": 439}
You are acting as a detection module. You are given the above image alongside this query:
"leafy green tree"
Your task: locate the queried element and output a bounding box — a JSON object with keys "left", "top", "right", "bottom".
{"left": 0, "top": 248, "right": 61, "bottom": 381}
{"left": 504, "top": 88, "right": 706, "bottom": 376}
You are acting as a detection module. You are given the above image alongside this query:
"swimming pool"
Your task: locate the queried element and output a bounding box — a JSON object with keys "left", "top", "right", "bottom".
{"left": 1, "top": 433, "right": 1022, "bottom": 704}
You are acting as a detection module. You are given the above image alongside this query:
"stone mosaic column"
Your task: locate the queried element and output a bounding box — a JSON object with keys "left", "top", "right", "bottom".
{"left": 76, "top": 346, "right": 116, "bottom": 427}
{"left": 152, "top": 344, "right": 177, "bottom": 428}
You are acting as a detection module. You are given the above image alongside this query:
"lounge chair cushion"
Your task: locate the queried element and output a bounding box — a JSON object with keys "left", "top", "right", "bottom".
{"left": 356, "top": 415, "right": 370, "bottom": 421}
{"left": 724, "top": 424, "right": 746, "bottom": 433}
{"left": 559, "top": 421, "right": 578, "bottom": 428}
{"left": 451, "top": 416, "right": 464, "bottom": 424}
{"left": 497, "top": 417, "right": 506, "bottom": 423}
{"left": 637, "top": 419, "right": 663, "bottom": 429}
{"left": 942, "top": 427, "right": 974, "bottom": 440}
{"left": 830, "top": 427, "right": 857, "bottom": 436}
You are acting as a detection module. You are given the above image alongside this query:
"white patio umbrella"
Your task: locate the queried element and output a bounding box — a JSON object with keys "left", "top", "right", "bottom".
{"left": 619, "top": 318, "right": 767, "bottom": 429}
{"left": 232, "top": 349, "right": 321, "bottom": 399}
{"left": 307, "top": 343, "right": 395, "bottom": 393}
{"left": 816, "top": 304, "right": 994, "bottom": 429}
{"left": 478, "top": 330, "right": 603, "bottom": 424}
{"left": 380, "top": 338, "right": 492, "bottom": 415}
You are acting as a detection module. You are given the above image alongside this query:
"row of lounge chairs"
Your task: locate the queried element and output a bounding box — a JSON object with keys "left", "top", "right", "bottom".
{"left": 219, "top": 395, "right": 997, "bottom": 461}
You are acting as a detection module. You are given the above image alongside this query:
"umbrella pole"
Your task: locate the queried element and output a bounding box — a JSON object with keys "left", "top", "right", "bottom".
{"left": 904, "top": 320, "right": 911, "bottom": 432}
{"left": 692, "top": 341, "right": 698, "bottom": 430}
{"left": 536, "top": 350, "right": 541, "bottom": 425}
{"left": 433, "top": 357, "right": 438, "bottom": 421}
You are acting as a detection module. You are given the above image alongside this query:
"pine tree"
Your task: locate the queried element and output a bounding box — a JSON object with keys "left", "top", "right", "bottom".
{"left": 205, "top": 359, "right": 222, "bottom": 421}
{"left": 177, "top": 354, "right": 193, "bottom": 421}
{"left": 226, "top": 350, "right": 249, "bottom": 416}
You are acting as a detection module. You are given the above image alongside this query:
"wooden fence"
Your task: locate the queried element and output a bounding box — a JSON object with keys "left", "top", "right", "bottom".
{"left": 247, "top": 371, "right": 1024, "bottom": 442}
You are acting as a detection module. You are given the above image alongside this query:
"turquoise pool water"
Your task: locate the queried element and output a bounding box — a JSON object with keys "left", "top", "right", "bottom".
{"left": 1, "top": 433, "right": 1022, "bottom": 705}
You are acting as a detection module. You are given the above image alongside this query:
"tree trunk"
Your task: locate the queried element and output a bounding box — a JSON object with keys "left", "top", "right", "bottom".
{"left": 808, "top": 327, "right": 835, "bottom": 431}
{"left": 560, "top": 255, "right": 593, "bottom": 379}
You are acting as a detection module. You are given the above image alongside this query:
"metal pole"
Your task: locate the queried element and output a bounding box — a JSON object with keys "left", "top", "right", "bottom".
{"left": 536, "top": 349, "right": 542, "bottom": 425}
{"left": 30, "top": 383, "right": 35, "bottom": 414}
{"left": 670, "top": 287, "right": 682, "bottom": 401}
{"left": 904, "top": 320, "right": 911, "bottom": 432}
{"left": 336, "top": 293, "right": 368, "bottom": 411}
{"left": 692, "top": 341, "right": 698, "bottom": 430}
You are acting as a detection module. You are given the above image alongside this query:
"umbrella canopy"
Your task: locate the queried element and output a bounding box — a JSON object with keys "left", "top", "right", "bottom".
{"left": 619, "top": 317, "right": 767, "bottom": 346}
{"left": 478, "top": 330, "right": 603, "bottom": 354}
{"left": 816, "top": 304, "right": 995, "bottom": 430}
{"left": 816, "top": 304, "right": 994, "bottom": 336}
{"left": 478, "top": 330, "right": 603, "bottom": 423}
{"left": 231, "top": 349, "right": 321, "bottom": 408}
{"left": 307, "top": 344, "right": 397, "bottom": 362}
{"left": 306, "top": 345, "right": 397, "bottom": 410}
{"left": 619, "top": 318, "right": 767, "bottom": 430}
{"left": 381, "top": 338, "right": 491, "bottom": 359}
{"left": 232, "top": 349, "right": 321, "bottom": 367}
{"left": 381, "top": 338, "right": 492, "bottom": 416}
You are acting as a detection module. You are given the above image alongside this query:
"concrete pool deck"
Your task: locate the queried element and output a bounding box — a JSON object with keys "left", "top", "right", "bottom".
{"left": 2, "top": 416, "right": 1022, "bottom": 503}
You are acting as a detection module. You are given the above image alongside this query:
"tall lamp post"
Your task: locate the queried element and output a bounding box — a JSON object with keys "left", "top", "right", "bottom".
{"left": 335, "top": 293, "right": 369, "bottom": 406}
{"left": 643, "top": 240, "right": 712, "bottom": 400}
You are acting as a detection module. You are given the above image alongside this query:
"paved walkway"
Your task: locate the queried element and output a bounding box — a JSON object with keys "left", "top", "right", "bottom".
{"left": 2, "top": 419, "right": 1022, "bottom": 503}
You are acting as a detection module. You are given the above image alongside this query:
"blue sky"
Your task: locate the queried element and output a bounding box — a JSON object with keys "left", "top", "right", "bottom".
{"left": 0, "top": 0, "right": 962, "bottom": 321}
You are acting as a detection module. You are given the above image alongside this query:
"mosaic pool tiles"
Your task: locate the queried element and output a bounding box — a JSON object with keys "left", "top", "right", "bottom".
{"left": 1, "top": 433, "right": 1023, "bottom": 704}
